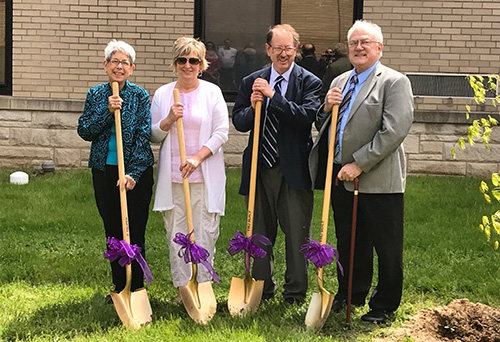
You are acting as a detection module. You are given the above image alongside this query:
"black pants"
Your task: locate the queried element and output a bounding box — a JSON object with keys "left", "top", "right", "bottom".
{"left": 92, "top": 166, "right": 154, "bottom": 292}
{"left": 251, "top": 165, "right": 313, "bottom": 302}
{"left": 332, "top": 164, "right": 404, "bottom": 312}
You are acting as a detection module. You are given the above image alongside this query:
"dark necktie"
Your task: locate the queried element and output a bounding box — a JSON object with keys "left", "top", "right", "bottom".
{"left": 262, "top": 76, "right": 284, "bottom": 168}
{"left": 334, "top": 74, "right": 358, "bottom": 159}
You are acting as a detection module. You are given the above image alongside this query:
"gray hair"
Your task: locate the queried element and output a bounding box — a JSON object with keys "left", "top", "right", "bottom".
{"left": 104, "top": 40, "right": 136, "bottom": 64}
{"left": 347, "top": 20, "right": 384, "bottom": 44}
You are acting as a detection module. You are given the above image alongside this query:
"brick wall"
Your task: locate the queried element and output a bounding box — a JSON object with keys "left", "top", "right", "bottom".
{"left": 361, "top": 1, "right": 500, "bottom": 176}
{"left": 282, "top": 0, "right": 353, "bottom": 55}
{"left": 12, "top": 0, "right": 193, "bottom": 100}
{"left": 363, "top": 0, "right": 500, "bottom": 74}
{"left": 3, "top": 0, "right": 500, "bottom": 176}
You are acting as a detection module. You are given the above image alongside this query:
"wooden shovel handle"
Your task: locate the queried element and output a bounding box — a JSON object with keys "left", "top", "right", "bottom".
{"left": 317, "top": 105, "right": 339, "bottom": 284}
{"left": 174, "top": 89, "right": 196, "bottom": 244}
{"left": 112, "top": 82, "right": 130, "bottom": 245}
{"left": 246, "top": 100, "right": 262, "bottom": 238}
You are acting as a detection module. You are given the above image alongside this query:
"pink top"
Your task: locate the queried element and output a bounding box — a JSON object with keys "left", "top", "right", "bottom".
{"left": 170, "top": 87, "right": 204, "bottom": 183}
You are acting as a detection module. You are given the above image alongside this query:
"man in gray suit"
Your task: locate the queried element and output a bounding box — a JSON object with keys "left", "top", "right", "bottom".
{"left": 309, "top": 20, "right": 413, "bottom": 323}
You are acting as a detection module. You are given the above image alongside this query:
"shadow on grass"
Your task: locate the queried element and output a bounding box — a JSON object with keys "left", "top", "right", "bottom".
{"left": 1, "top": 294, "right": 190, "bottom": 341}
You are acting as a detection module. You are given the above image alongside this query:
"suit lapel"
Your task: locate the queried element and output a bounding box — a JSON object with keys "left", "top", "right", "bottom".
{"left": 260, "top": 67, "right": 271, "bottom": 82}
{"left": 285, "top": 64, "right": 300, "bottom": 100}
{"left": 346, "top": 63, "right": 383, "bottom": 124}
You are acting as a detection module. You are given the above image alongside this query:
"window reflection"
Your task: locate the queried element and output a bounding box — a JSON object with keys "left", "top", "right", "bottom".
{"left": 0, "top": 0, "right": 5, "bottom": 84}
{"left": 201, "top": 0, "right": 274, "bottom": 94}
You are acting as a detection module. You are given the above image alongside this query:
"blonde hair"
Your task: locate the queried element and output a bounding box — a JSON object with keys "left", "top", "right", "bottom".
{"left": 104, "top": 40, "right": 136, "bottom": 64}
{"left": 172, "top": 37, "right": 209, "bottom": 72}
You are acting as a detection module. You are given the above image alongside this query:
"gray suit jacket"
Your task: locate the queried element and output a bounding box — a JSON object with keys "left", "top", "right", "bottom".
{"left": 309, "top": 63, "right": 414, "bottom": 193}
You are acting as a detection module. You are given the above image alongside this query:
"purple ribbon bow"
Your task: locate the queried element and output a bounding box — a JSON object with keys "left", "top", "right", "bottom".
{"left": 301, "top": 238, "right": 343, "bottom": 275}
{"left": 104, "top": 237, "right": 154, "bottom": 286}
{"left": 173, "top": 232, "right": 220, "bottom": 283}
{"left": 227, "top": 230, "right": 271, "bottom": 274}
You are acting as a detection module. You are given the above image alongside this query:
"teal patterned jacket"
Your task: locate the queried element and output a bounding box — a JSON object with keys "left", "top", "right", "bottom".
{"left": 78, "top": 80, "right": 154, "bottom": 182}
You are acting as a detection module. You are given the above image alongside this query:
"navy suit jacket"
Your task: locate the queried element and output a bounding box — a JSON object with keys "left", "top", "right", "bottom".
{"left": 232, "top": 64, "right": 322, "bottom": 195}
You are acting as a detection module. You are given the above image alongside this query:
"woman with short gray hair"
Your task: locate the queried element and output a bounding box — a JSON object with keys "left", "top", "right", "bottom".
{"left": 78, "top": 39, "right": 154, "bottom": 295}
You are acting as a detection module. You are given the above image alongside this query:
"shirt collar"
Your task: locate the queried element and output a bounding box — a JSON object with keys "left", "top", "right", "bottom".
{"left": 270, "top": 62, "right": 294, "bottom": 85}
{"left": 350, "top": 60, "right": 379, "bottom": 85}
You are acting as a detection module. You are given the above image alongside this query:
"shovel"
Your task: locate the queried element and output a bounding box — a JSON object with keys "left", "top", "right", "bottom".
{"left": 173, "top": 88, "right": 217, "bottom": 325}
{"left": 304, "top": 104, "right": 339, "bottom": 330}
{"left": 109, "top": 81, "right": 153, "bottom": 329}
{"left": 346, "top": 177, "right": 359, "bottom": 327}
{"left": 227, "top": 101, "right": 265, "bottom": 317}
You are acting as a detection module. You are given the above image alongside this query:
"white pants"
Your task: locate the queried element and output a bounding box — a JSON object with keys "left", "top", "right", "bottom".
{"left": 162, "top": 182, "right": 220, "bottom": 287}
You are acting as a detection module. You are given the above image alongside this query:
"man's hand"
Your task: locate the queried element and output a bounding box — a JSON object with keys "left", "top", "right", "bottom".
{"left": 324, "top": 86, "right": 342, "bottom": 113}
{"left": 250, "top": 90, "right": 264, "bottom": 110}
{"left": 252, "top": 78, "right": 275, "bottom": 99}
{"left": 337, "top": 162, "right": 362, "bottom": 182}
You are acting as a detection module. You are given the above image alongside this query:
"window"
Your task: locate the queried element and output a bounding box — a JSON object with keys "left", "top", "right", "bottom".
{"left": 195, "top": 0, "right": 360, "bottom": 101}
{"left": 195, "top": 0, "right": 279, "bottom": 100}
{"left": 0, "top": 0, "right": 11, "bottom": 95}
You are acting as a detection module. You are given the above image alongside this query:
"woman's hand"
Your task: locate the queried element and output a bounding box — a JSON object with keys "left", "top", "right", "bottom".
{"left": 108, "top": 94, "right": 123, "bottom": 114}
{"left": 180, "top": 155, "right": 202, "bottom": 179}
{"left": 117, "top": 175, "right": 136, "bottom": 191}
{"left": 160, "top": 102, "right": 184, "bottom": 131}
{"left": 179, "top": 146, "right": 213, "bottom": 179}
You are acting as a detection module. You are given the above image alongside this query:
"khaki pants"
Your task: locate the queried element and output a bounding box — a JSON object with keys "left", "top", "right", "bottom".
{"left": 162, "top": 182, "right": 220, "bottom": 287}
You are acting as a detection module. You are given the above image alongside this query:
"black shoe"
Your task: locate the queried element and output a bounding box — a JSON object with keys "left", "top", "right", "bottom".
{"left": 361, "top": 310, "right": 391, "bottom": 323}
{"left": 284, "top": 297, "right": 304, "bottom": 305}
{"left": 331, "top": 298, "right": 347, "bottom": 312}
{"left": 262, "top": 293, "right": 275, "bottom": 300}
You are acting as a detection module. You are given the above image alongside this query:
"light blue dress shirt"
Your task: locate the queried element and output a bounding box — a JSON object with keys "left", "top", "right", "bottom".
{"left": 333, "top": 61, "right": 379, "bottom": 164}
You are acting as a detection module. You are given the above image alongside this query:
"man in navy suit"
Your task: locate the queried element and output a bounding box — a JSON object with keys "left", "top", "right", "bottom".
{"left": 232, "top": 24, "right": 322, "bottom": 305}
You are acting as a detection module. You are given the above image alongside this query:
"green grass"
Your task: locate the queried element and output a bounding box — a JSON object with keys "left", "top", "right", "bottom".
{"left": 0, "top": 167, "right": 499, "bottom": 341}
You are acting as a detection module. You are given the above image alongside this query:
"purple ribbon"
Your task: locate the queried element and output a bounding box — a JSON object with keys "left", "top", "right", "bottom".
{"left": 173, "top": 232, "right": 220, "bottom": 283}
{"left": 227, "top": 230, "right": 271, "bottom": 274}
{"left": 104, "top": 237, "right": 154, "bottom": 286}
{"left": 301, "top": 238, "right": 343, "bottom": 275}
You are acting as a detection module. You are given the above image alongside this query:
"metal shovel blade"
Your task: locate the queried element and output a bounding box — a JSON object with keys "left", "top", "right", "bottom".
{"left": 227, "top": 273, "right": 264, "bottom": 316}
{"left": 179, "top": 279, "right": 217, "bottom": 325}
{"left": 305, "top": 289, "right": 334, "bottom": 330}
{"left": 110, "top": 287, "right": 153, "bottom": 329}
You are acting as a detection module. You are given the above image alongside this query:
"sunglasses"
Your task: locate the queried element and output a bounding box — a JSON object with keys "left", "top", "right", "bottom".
{"left": 176, "top": 57, "right": 202, "bottom": 65}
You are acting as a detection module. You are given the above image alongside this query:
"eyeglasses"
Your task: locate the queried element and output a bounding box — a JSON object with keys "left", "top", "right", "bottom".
{"left": 270, "top": 46, "right": 296, "bottom": 55}
{"left": 176, "top": 57, "right": 202, "bottom": 65}
{"left": 348, "top": 39, "right": 380, "bottom": 48}
{"left": 109, "top": 58, "right": 132, "bottom": 67}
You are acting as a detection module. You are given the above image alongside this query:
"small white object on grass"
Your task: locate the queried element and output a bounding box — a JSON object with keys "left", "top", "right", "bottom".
{"left": 10, "top": 171, "right": 29, "bottom": 185}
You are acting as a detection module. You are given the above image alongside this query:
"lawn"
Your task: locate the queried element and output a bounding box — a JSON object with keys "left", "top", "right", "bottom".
{"left": 0, "top": 167, "right": 499, "bottom": 341}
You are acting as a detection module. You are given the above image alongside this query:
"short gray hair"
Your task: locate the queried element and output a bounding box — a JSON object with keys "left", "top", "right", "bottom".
{"left": 347, "top": 20, "right": 384, "bottom": 44}
{"left": 104, "top": 40, "right": 136, "bottom": 64}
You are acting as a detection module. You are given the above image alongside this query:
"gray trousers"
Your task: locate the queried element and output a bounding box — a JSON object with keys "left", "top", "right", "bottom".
{"left": 249, "top": 165, "right": 313, "bottom": 302}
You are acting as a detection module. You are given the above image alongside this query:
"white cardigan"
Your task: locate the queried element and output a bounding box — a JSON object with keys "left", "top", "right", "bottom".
{"left": 150, "top": 80, "right": 229, "bottom": 214}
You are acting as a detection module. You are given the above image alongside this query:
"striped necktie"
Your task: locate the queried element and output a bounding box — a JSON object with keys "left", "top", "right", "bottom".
{"left": 262, "top": 75, "right": 284, "bottom": 168}
{"left": 334, "top": 74, "right": 358, "bottom": 159}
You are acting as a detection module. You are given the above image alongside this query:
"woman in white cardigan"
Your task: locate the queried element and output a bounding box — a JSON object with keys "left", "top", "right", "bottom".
{"left": 150, "top": 37, "right": 229, "bottom": 296}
